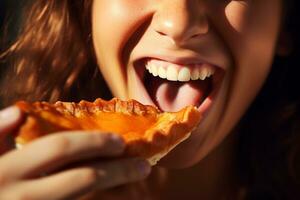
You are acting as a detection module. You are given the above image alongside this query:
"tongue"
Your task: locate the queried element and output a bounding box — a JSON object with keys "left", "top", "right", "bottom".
{"left": 147, "top": 76, "right": 210, "bottom": 112}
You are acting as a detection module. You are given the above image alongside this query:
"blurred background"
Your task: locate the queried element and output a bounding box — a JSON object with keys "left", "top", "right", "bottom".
{"left": 0, "top": 0, "right": 23, "bottom": 44}
{"left": 0, "top": 0, "right": 23, "bottom": 95}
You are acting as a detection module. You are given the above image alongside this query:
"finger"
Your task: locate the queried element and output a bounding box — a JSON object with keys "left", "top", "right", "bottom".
{"left": 0, "top": 131, "right": 125, "bottom": 181}
{"left": 0, "top": 106, "right": 22, "bottom": 134}
{"left": 0, "top": 168, "right": 97, "bottom": 200}
{"left": 0, "top": 158, "right": 151, "bottom": 200}
{"left": 0, "top": 106, "right": 23, "bottom": 154}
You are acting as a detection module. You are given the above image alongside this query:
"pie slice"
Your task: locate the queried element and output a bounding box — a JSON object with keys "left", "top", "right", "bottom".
{"left": 14, "top": 98, "right": 201, "bottom": 165}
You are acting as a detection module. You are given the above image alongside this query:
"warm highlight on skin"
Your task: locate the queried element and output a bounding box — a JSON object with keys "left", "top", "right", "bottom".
{"left": 91, "top": 0, "right": 282, "bottom": 169}
{"left": 0, "top": 0, "right": 299, "bottom": 198}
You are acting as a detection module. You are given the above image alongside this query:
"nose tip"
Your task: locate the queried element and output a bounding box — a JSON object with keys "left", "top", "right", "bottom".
{"left": 155, "top": 19, "right": 209, "bottom": 43}
{"left": 153, "top": 0, "right": 209, "bottom": 45}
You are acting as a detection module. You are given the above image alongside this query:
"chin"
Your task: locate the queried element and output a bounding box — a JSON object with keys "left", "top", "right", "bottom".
{"left": 157, "top": 140, "right": 202, "bottom": 169}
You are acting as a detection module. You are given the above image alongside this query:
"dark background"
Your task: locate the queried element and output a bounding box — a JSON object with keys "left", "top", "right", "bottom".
{"left": 0, "top": 0, "right": 23, "bottom": 81}
{"left": 0, "top": 0, "right": 6, "bottom": 27}
{"left": 0, "top": 0, "right": 7, "bottom": 39}
{"left": 0, "top": 0, "right": 23, "bottom": 45}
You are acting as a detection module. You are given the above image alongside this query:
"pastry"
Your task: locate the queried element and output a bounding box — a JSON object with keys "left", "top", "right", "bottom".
{"left": 14, "top": 98, "right": 201, "bottom": 165}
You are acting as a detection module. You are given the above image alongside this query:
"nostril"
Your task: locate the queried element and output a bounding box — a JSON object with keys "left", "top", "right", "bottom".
{"left": 153, "top": 20, "right": 209, "bottom": 44}
{"left": 191, "top": 33, "right": 201, "bottom": 39}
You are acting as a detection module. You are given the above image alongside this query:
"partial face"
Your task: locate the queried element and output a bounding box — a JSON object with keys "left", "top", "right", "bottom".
{"left": 92, "top": 0, "right": 282, "bottom": 168}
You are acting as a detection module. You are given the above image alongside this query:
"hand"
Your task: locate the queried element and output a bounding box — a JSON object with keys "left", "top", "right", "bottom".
{"left": 0, "top": 106, "right": 151, "bottom": 200}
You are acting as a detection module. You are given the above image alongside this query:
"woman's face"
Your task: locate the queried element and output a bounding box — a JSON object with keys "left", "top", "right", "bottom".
{"left": 92, "top": 0, "right": 282, "bottom": 168}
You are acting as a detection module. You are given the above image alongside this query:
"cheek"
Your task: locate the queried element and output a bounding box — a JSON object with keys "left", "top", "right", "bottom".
{"left": 232, "top": 1, "right": 282, "bottom": 88}
{"left": 193, "top": 0, "right": 282, "bottom": 162}
{"left": 93, "top": 0, "right": 136, "bottom": 58}
{"left": 92, "top": 0, "right": 151, "bottom": 58}
{"left": 220, "top": 1, "right": 281, "bottom": 139}
{"left": 225, "top": 1, "right": 250, "bottom": 32}
{"left": 92, "top": 0, "right": 152, "bottom": 97}
{"left": 213, "top": 0, "right": 282, "bottom": 103}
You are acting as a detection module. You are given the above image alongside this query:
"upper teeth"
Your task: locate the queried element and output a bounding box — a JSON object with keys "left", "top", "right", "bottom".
{"left": 145, "top": 61, "right": 215, "bottom": 82}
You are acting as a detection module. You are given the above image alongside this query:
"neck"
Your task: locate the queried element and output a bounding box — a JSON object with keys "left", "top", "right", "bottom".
{"left": 159, "top": 133, "right": 240, "bottom": 200}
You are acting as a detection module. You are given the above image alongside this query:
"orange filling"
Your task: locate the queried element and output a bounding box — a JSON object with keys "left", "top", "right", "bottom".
{"left": 16, "top": 109, "right": 158, "bottom": 145}
{"left": 12, "top": 98, "right": 202, "bottom": 163}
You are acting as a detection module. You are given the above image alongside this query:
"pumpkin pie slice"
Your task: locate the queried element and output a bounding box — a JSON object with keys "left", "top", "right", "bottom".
{"left": 14, "top": 98, "right": 201, "bottom": 165}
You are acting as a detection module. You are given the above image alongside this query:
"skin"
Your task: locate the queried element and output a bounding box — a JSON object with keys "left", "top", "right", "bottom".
{"left": 92, "top": 0, "right": 283, "bottom": 168}
{"left": 0, "top": 0, "right": 284, "bottom": 199}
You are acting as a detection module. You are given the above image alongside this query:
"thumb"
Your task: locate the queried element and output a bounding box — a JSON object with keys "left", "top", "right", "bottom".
{"left": 0, "top": 106, "right": 23, "bottom": 154}
{"left": 0, "top": 106, "right": 22, "bottom": 133}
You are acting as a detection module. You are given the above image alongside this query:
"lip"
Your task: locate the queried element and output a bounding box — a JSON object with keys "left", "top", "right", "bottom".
{"left": 132, "top": 50, "right": 227, "bottom": 71}
{"left": 131, "top": 54, "right": 225, "bottom": 118}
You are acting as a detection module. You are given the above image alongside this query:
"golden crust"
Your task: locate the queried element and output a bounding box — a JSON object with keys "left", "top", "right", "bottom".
{"left": 14, "top": 98, "right": 201, "bottom": 165}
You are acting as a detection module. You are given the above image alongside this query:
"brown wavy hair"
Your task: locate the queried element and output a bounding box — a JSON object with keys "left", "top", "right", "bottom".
{"left": 0, "top": 0, "right": 111, "bottom": 108}
{"left": 1, "top": 0, "right": 300, "bottom": 199}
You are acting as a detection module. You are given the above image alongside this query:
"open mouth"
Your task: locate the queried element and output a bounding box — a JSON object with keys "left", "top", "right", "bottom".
{"left": 133, "top": 58, "right": 225, "bottom": 114}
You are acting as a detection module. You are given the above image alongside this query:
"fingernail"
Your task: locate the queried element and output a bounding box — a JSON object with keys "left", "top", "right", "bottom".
{"left": 135, "top": 158, "right": 151, "bottom": 177}
{"left": 0, "top": 106, "right": 20, "bottom": 124}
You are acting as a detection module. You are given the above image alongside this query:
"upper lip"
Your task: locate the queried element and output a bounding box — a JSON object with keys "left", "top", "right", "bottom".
{"left": 132, "top": 51, "right": 225, "bottom": 70}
